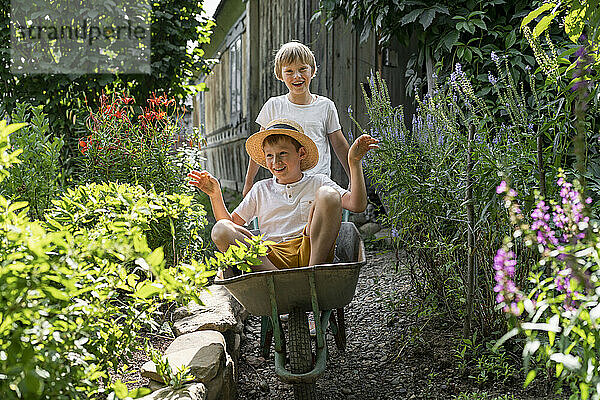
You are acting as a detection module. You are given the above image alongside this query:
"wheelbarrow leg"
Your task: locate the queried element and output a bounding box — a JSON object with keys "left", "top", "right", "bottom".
{"left": 330, "top": 308, "right": 346, "bottom": 352}
{"left": 260, "top": 315, "right": 285, "bottom": 359}
{"left": 260, "top": 316, "right": 273, "bottom": 359}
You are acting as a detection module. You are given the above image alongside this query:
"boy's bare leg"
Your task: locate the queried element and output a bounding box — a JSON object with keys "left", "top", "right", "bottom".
{"left": 211, "top": 220, "right": 278, "bottom": 273}
{"left": 306, "top": 186, "right": 342, "bottom": 266}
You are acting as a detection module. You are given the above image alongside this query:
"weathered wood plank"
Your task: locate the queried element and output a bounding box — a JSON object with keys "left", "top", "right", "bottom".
{"left": 328, "top": 22, "right": 356, "bottom": 188}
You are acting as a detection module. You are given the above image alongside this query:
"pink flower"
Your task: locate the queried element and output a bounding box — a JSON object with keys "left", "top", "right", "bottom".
{"left": 496, "top": 181, "right": 508, "bottom": 194}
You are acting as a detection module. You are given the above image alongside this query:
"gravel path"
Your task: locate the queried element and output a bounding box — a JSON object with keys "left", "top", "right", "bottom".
{"left": 236, "top": 249, "right": 409, "bottom": 400}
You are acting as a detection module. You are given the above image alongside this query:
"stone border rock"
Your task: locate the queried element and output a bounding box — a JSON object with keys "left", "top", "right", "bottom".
{"left": 140, "top": 285, "right": 246, "bottom": 400}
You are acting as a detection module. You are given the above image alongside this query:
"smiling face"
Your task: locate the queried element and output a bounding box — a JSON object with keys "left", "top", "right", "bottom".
{"left": 279, "top": 60, "right": 314, "bottom": 97}
{"left": 262, "top": 136, "right": 306, "bottom": 184}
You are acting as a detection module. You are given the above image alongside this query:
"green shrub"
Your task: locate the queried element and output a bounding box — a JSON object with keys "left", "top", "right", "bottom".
{"left": 0, "top": 121, "right": 165, "bottom": 398}
{"left": 0, "top": 119, "right": 271, "bottom": 399}
{"left": 0, "top": 103, "right": 63, "bottom": 220}
{"left": 44, "top": 181, "right": 208, "bottom": 266}
{"left": 0, "top": 120, "right": 211, "bottom": 399}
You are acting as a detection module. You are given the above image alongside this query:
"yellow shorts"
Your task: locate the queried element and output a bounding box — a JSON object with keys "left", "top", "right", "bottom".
{"left": 266, "top": 228, "right": 335, "bottom": 269}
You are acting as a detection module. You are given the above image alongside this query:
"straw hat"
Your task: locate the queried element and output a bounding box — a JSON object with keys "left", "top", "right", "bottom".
{"left": 245, "top": 119, "right": 319, "bottom": 171}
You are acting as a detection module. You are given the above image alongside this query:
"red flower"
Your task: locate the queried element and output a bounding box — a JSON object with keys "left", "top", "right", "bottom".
{"left": 79, "top": 138, "right": 88, "bottom": 154}
{"left": 147, "top": 93, "right": 161, "bottom": 107}
{"left": 122, "top": 96, "right": 134, "bottom": 104}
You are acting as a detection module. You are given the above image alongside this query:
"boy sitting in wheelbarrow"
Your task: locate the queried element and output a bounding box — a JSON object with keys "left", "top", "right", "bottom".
{"left": 187, "top": 118, "right": 377, "bottom": 276}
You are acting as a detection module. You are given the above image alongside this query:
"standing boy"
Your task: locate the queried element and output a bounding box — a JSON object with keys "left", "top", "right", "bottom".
{"left": 188, "top": 119, "right": 377, "bottom": 274}
{"left": 243, "top": 41, "right": 351, "bottom": 196}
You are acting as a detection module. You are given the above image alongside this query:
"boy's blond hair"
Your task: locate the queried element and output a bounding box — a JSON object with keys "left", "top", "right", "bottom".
{"left": 273, "top": 41, "right": 317, "bottom": 80}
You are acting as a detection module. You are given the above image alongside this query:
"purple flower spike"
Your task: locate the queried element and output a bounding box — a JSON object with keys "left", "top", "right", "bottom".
{"left": 494, "top": 248, "right": 522, "bottom": 316}
{"left": 491, "top": 51, "right": 499, "bottom": 64}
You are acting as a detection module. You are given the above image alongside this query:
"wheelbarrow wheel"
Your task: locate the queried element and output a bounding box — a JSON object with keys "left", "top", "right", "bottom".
{"left": 288, "top": 308, "right": 317, "bottom": 400}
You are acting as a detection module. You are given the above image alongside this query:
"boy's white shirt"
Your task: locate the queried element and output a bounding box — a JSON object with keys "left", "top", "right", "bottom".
{"left": 256, "top": 95, "right": 341, "bottom": 177}
{"left": 233, "top": 173, "right": 348, "bottom": 243}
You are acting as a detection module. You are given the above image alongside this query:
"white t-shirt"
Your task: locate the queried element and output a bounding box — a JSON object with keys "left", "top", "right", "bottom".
{"left": 256, "top": 95, "right": 342, "bottom": 177}
{"left": 233, "top": 174, "right": 348, "bottom": 243}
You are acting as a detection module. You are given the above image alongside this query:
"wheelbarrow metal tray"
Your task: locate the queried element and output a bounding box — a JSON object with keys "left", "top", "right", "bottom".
{"left": 214, "top": 222, "right": 365, "bottom": 316}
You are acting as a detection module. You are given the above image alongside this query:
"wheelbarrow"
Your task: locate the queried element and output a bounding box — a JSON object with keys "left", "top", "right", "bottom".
{"left": 214, "top": 222, "right": 366, "bottom": 399}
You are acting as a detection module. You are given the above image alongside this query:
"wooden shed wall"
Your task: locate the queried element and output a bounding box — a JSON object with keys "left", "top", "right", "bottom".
{"left": 201, "top": 18, "right": 249, "bottom": 191}
{"left": 201, "top": 0, "right": 411, "bottom": 192}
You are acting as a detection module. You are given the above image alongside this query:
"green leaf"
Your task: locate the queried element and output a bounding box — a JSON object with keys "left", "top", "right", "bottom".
{"left": 533, "top": 12, "right": 557, "bottom": 37}
{"left": 135, "top": 282, "right": 163, "bottom": 299}
{"left": 147, "top": 247, "right": 164, "bottom": 268}
{"left": 464, "top": 48, "right": 473, "bottom": 62}
{"left": 472, "top": 19, "right": 487, "bottom": 30}
{"left": 580, "top": 382, "right": 590, "bottom": 400}
{"left": 401, "top": 9, "right": 423, "bottom": 26}
{"left": 524, "top": 370, "right": 536, "bottom": 387}
{"left": 129, "top": 387, "right": 152, "bottom": 398}
{"left": 113, "top": 380, "right": 129, "bottom": 399}
{"left": 505, "top": 30, "right": 516, "bottom": 49}
{"left": 521, "top": 3, "right": 556, "bottom": 28}
{"left": 442, "top": 31, "right": 459, "bottom": 51}
{"left": 564, "top": 6, "right": 586, "bottom": 43}
{"left": 556, "top": 362, "right": 564, "bottom": 377}
{"left": 419, "top": 9, "right": 435, "bottom": 30}
{"left": 0, "top": 122, "right": 27, "bottom": 137}
{"left": 7, "top": 201, "right": 29, "bottom": 214}
{"left": 467, "top": 11, "right": 485, "bottom": 18}
{"left": 42, "top": 286, "right": 69, "bottom": 301}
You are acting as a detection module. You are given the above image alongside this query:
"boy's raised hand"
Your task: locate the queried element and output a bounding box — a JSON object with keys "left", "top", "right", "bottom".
{"left": 348, "top": 134, "right": 379, "bottom": 163}
{"left": 187, "top": 170, "right": 221, "bottom": 197}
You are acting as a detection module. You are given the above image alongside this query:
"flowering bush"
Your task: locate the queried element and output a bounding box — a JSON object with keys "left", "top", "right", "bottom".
{"left": 353, "top": 68, "right": 549, "bottom": 330}
{"left": 79, "top": 92, "right": 186, "bottom": 193}
{"left": 495, "top": 175, "right": 600, "bottom": 399}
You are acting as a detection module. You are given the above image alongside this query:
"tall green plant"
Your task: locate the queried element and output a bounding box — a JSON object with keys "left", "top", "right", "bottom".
{"left": 0, "top": 103, "right": 63, "bottom": 220}
{"left": 352, "top": 66, "right": 554, "bottom": 332}
{"left": 494, "top": 175, "right": 600, "bottom": 400}
{"left": 520, "top": 2, "right": 600, "bottom": 198}
{"left": 45, "top": 181, "right": 208, "bottom": 267}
